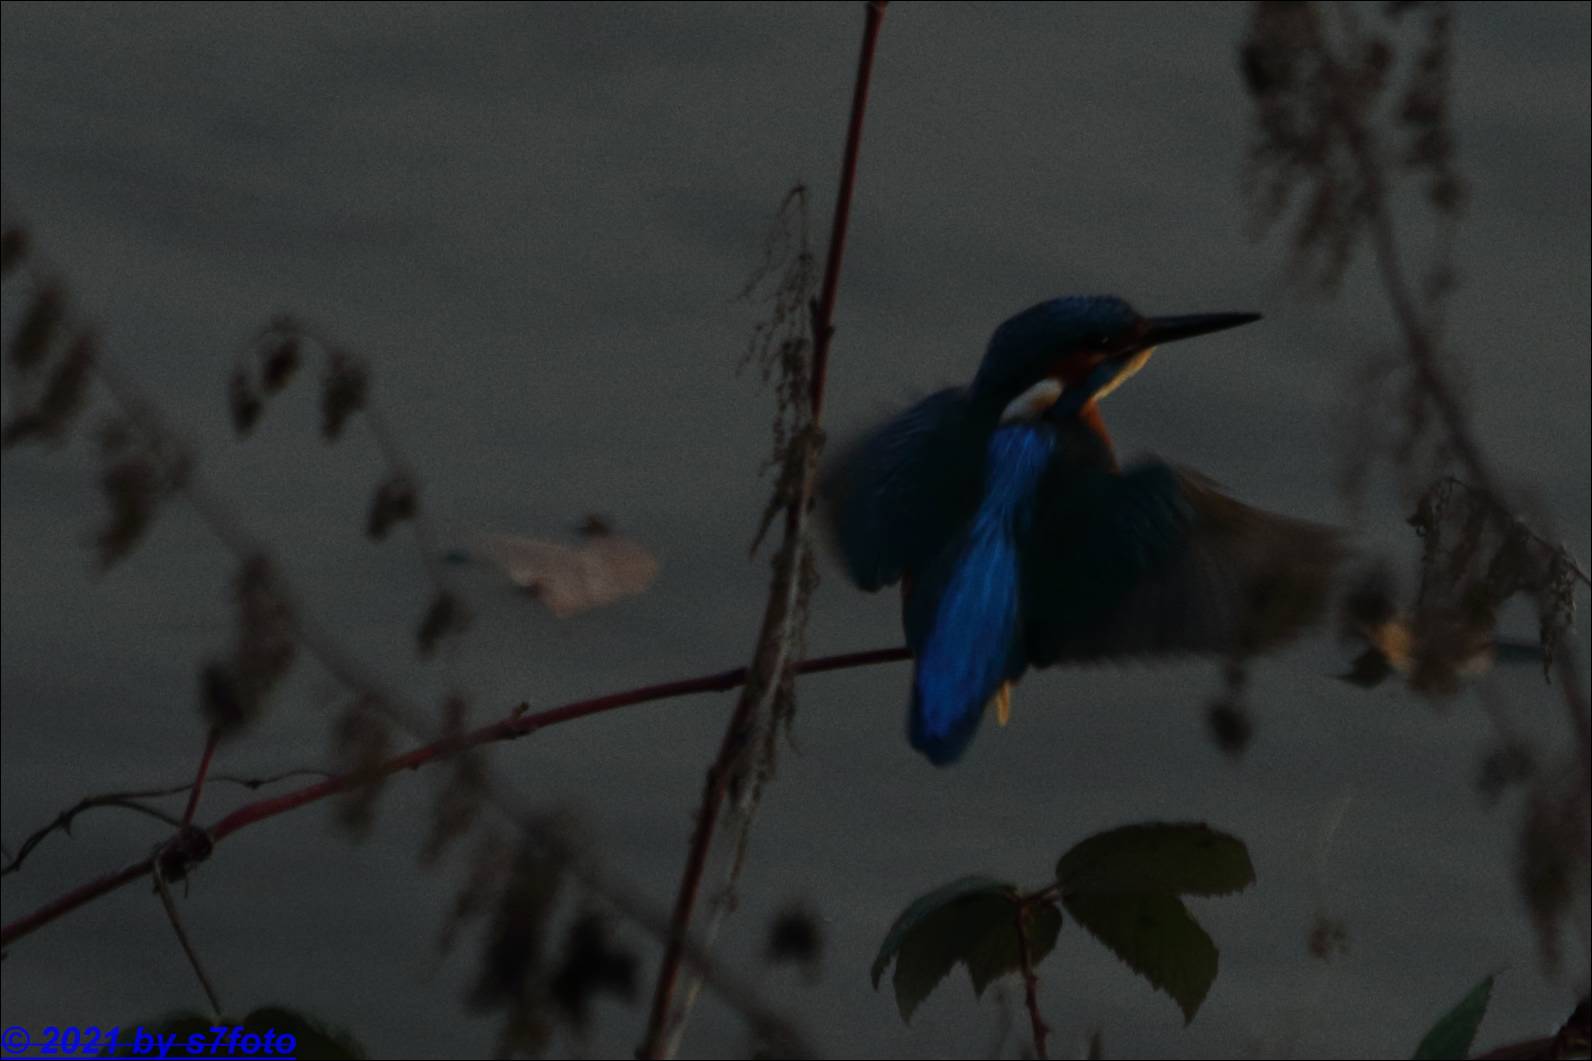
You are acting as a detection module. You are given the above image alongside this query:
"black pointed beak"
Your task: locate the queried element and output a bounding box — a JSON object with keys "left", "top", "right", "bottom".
{"left": 1139, "top": 312, "right": 1262, "bottom": 349}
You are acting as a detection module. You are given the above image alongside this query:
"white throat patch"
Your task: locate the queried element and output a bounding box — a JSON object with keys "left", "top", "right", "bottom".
{"left": 999, "top": 378, "right": 1063, "bottom": 423}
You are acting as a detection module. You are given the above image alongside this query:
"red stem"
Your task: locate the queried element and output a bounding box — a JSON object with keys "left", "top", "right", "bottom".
{"left": 1016, "top": 899, "right": 1050, "bottom": 1060}
{"left": 638, "top": 5, "right": 887, "bottom": 1055}
{"left": 0, "top": 645, "right": 909, "bottom": 949}
{"left": 809, "top": 0, "right": 886, "bottom": 426}
{"left": 179, "top": 728, "right": 220, "bottom": 829}
{"left": 0, "top": 860, "right": 153, "bottom": 949}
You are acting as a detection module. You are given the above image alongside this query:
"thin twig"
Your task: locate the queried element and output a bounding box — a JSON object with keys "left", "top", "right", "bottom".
{"left": 1299, "top": 5, "right": 1590, "bottom": 787}
{"left": 638, "top": 4, "right": 888, "bottom": 1056}
{"left": 152, "top": 856, "right": 224, "bottom": 1018}
{"left": 1, "top": 767, "right": 332, "bottom": 878}
{"left": 1, "top": 251, "right": 821, "bottom": 1049}
{"left": 0, "top": 15, "right": 899, "bottom": 1034}
{"left": 1015, "top": 899, "right": 1050, "bottom": 1060}
{"left": 3, "top": 799, "right": 180, "bottom": 878}
{"left": 807, "top": 1, "right": 887, "bottom": 429}
{"left": 179, "top": 728, "right": 221, "bottom": 829}
{"left": 276, "top": 320, "right": 471, "bottom": 675}
{"left": 0, "top": 645, "right": 908, "bottom": 947}
{"left": 1439, "top": 475, "right": 1592, "bottom": 590}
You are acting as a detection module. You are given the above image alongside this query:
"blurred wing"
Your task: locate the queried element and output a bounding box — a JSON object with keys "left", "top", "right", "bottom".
{"left": 822, "top": 387, "right": 985, "bottom": 592}
{"left": 476, "top": 533, "right": 658, "bottom": 617}
{"left": 1024, "top": 463, "right": 1344, "bottom": 666}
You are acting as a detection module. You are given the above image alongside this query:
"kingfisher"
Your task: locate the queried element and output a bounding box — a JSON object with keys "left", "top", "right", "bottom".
{"left": 824, "top": 296, "right": 1343, "bottom": 765}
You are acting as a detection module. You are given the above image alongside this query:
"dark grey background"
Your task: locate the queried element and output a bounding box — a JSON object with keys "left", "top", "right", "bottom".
{"left": 3, "top": 2, "right": 1588, "bottom": 1057}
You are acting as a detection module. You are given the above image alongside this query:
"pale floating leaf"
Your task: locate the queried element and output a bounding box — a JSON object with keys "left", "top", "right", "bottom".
{"left": 475, "top": 531, "right": 658, "bottom": 617}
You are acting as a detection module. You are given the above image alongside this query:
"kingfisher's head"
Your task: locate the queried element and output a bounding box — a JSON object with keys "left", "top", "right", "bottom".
{"left": 971, "top": 295, "right": 1260, "bottom": 422}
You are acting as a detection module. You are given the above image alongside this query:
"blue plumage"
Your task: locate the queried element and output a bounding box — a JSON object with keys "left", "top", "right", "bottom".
{"left": 826, "top": 387, "right": 982, "bottom": 592}
{"left": 823, "top": 296, "right": 1337, "bottom": 767}
{"left": 905, "top": 425, "right": 1054, "bottom": 764}
{"left": 823, "top": 296, "right": 1145, "bottom": 595}
{"left": 972, "top": 296, "right": 1139, "bottom": 400}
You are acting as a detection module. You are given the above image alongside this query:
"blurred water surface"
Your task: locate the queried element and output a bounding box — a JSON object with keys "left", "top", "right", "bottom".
{"left": 3, "top": 3, "right": 1588, "bottom": 1057}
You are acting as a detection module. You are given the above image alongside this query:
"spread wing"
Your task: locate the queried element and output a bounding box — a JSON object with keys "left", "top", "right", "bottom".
{"left": 1023, "top": 462, "right": 1344, "bottom": 666}
{"left": 821, "top": 387, "right": 986, "bottom": 592}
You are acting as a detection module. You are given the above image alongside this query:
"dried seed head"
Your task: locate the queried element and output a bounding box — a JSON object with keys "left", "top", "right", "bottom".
{"left": 200, "top": 658, "right": 252, "bottom": 733}
{"left": 575, "top": 513, "right": 612, "bottom": 539}
{"left": 1307, "top": 913, "right": 1350, "bottom": 960}
{"left": 0, "top": 226, "right": 29, "bottom": 276}
{"left": 549, "top": 914, "right": 638, "bottom": 1030}
{"left": 417, "top": 590, "right": 470, "bottom": 657}
{"left": 765, "top": 903, "right": 823, "bottom": 976}
{"left": 468, "top": 841, "right": 564, "bottom": 1011}
{"left": 2, "top": 329, "right": 96, "bottom": 449}
{"left": 440, "top": 831, "right": 514, "bottom": 956}
{"left": 320, "top": 350, "right": 368, "bottom": 441}
{"left": 96, "top": 453, "right": 161, "bottom": 568}
{"left": 235, "top": 554, "right": 296, "bottom": 697}
{"left": 1516, "top": 781, "right": 1590, "bottom": 973}
{"left": 228, "top": 369, "right": 263, "bottom": 435}
{"left": 1476, "top": 741, "right": 1535, "bottom": 807}
{"left": 332, "top": 696, "right": 393, "bottom": 839}
{"left": 259, "top": 334, "right": 301, "bottom": 394}
{"left": 10, "top": 284, "right": 66, "bottom": 373}
{"left": 421, "top": 753, "right": 485, "bottom": 867}
{"left": 1207, "top": 700, "right": 1253, "bottom": 758}
{"left": 366, "top": 474, "right": 418, "bottom": 541}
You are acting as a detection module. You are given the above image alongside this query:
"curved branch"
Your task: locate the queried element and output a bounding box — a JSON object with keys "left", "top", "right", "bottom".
{"left": 0, "top": 644, "right": 908, "bottom": 949}
{"left": 1016, "top": 899, "right": 1050, "bottom": 1060}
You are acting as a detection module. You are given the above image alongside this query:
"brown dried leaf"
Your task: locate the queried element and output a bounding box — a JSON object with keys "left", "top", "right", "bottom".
{"left": 96, "top": 453, "right": 162, "bottom": 568}
{"left": 259, "top": 334, "right": 301, "bottom": 394}
{"left": 549, "top": 914, "right": 638, "bottom": 1031}
{"left": 2, "top": 329, "right": 95, "bottom": 448}
{"left": 0, "top": 226, "right": 28, "bottom": 276}
{"left": 1516, "top": 780, "right": 1591, "bottom": 974}
{"left": 366, "top": 474, "right": 418, "bottom": 541}
{"left": 468, "top": 840, "right": 564, "bottom": 1011}
{"left": 9, "top": 284, "right": 65, "bottom": 372}
{"left": 421, "top": 697, "right": 484, "bottom": 865}
{"left": 228, "top": 369, "right": 263, "bottom": 436}
{"left": 417, "top": 589, "right": 470, "bottom": 657}
{"left": 199, "top": 658, "right": 253, "bottom": 733}
{"left": 320, "top": 350, "right": 368, "bottom": 441}
{"left": 440, "top": 831, "right": 514, "bottom": 956}
{"left": 475, "top": 531, "right": 658, "bottom": 618}
{"left": 331, "top": 696, "right": 393, "bottom": 839}
{"left": 1307, "top": 913, "right": 1350, "bottom": 960}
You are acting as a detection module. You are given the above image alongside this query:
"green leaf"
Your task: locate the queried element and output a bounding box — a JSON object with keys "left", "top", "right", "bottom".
{"left": 1056, "top": 822, "right": 1255, "bottom": 897}
{"left": 872, "top": 876, "right": 1056, "bottom": 1022}
{"left": 965, "top": 900, "right": 1063, "bottom": 997}
{"left": 1063, "top": 891, "right": 1218, "bottom": 1024}
{"left": 1412, "top": 975, "right": 1494, "bottom": 1060}
{"left": 872, "top": 876, "right": 1009, "bottom": 989}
